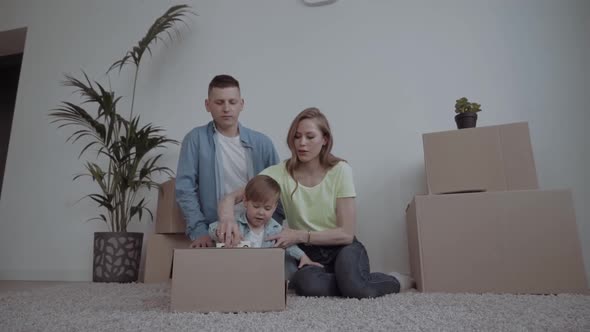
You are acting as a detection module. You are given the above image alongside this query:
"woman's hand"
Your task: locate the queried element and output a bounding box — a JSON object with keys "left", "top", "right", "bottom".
{"left": 266, "top": 228, "right": 304, "bottom": 248}
{"left": 298, "top": 254, "right": 323, "bottom": 269}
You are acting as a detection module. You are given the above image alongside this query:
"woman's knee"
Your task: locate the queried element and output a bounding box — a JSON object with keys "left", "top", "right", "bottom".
{"left": 334, "top": 241, "right": 396, "bottom": 298}
{"left": 338, "top": 241, "right": 366, "bottom": 259}
{"left": 336, "top": 268, "right": 397, "bottom": 299}
{"left": 291, "top": 266, "right": 338, "bottom": 297}
{"left": 335, "top": 241, "right": 369, "bottom": 276}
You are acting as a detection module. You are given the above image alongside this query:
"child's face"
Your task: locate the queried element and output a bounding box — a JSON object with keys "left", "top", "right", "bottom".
{"left": 244, "top": 199, "right": 277, "bottom": 229}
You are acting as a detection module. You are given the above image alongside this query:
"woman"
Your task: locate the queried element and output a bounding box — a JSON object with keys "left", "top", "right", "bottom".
{"left": 218, "top": 107, "right": 411, "bottom": 298}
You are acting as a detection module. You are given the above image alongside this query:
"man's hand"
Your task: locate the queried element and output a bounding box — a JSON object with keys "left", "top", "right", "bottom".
{"left": 298, "top": 254, "right": 323, "bottom": 269}
{"left": 190, "top": 235, "right": 214, "bottom": 248}
{"left": 218, "top": 220, "right": 242, "bottom": 247}
{"left": 217, "top": 188, "right": 246, "bottom": 247}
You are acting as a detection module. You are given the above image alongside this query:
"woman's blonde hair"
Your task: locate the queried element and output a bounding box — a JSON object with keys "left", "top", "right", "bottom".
{"left": 285, "top": 107, "right": 343, "bottom": 196}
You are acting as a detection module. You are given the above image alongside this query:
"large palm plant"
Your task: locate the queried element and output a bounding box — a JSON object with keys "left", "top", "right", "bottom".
{"left": 50, "top": 5, "right": 193, "bottom": 232}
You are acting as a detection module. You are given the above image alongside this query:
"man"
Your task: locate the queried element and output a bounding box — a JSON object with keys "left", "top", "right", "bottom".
{"left": 175, "top": 74, "right": 282, "bottom": 248}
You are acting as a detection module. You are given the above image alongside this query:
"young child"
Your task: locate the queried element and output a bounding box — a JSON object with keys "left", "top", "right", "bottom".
{"left": 209, "top": 175, "right": 322, "bottom": 269}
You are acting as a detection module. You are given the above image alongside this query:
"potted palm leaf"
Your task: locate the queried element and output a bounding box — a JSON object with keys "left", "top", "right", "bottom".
{"left": 49, "top": 4, "right": 193, "bottom": 282}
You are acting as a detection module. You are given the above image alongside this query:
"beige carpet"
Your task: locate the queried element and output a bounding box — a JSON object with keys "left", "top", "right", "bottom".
{"left": 0, "top": 282, "right": 589, "bottom": 331}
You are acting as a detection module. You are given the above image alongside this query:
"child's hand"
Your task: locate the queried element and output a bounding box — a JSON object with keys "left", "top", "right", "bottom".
{"left": 298, "top": 254, "right": 323, "bottom": 269}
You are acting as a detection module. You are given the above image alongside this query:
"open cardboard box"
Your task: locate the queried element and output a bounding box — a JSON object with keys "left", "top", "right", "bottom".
{"left": 171, "top": 248, "right": 286, "bottom": 313}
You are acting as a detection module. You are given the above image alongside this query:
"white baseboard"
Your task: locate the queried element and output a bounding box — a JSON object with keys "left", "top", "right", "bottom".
{"left": 0, "top": 269, "right": 87, "bottom": 281}
{"left": 0, "top": 268, "right": 147, "bottom": 282}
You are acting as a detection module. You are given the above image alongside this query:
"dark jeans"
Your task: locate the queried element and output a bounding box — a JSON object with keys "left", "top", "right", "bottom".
{"left": 288, "top": 239, "right": 400, "bottom": 298}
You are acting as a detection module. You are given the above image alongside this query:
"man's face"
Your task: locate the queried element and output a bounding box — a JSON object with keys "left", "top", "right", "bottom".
{"left": 205, "top": 87, "right": 244, "bottom": 133}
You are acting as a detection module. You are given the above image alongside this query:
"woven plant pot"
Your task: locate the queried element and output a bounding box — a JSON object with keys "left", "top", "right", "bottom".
{"left": 93, "top": 232, "right": 143, "bottom": 283}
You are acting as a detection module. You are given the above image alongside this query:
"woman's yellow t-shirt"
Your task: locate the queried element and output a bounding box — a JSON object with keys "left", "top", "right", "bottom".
{"left": 260, "top": 161, "right": 356, "bottom": 231}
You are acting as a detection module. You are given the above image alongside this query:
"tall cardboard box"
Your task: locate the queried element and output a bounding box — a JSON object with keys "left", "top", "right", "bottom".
{"left": 143, "top": 234, "right": 191, "bottom": 283}
{"left": 406, "top": 189, "right": 588, "bottom": 294}
{"left": 155, "top": 179, "right": 186, "bottom": 234}
{"left": 171, "top": 248, "right": 286, "bottom": 313}
{"left": 423, "top": 122, "right": 539, "bottom": 194}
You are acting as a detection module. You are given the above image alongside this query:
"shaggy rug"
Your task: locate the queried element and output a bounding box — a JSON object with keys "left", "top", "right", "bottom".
{"left": 1, "top": 283, "right": 589, "bottom": 331}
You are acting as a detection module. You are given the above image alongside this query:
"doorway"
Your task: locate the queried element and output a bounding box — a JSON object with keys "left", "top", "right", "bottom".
{"left": 0, "top": 27, "right": 26, "bottom": 198}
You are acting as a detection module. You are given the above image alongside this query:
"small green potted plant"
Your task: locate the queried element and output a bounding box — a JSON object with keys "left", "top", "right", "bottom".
{"left": 49, "top": 5, "right": 193, "bottom": 283}
{"left": 454, "top": 97, "right": 482, "bottom": 129}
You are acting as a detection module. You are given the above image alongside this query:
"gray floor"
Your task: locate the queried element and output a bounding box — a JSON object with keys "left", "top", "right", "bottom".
{"left": 1, "top": 282, "right": 589, "bottom": 331}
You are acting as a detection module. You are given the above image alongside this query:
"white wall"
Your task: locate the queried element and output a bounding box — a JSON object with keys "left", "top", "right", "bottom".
{"left": 0, "top": 0, "right": 588, "bottom": 282}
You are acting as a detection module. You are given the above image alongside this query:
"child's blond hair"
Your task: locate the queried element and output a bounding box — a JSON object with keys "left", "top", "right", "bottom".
{"left": 244, "top": 175, "right": 280, "bottom": 204}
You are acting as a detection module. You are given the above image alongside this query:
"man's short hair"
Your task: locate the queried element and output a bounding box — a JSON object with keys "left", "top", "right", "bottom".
{"left": 208, "top": 74, "right": 240, "bottom": 94}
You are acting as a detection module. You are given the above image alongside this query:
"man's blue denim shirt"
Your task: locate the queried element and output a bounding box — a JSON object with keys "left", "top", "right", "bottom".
{"left": 175, "top": 121, "right": 282, "bottom": 240}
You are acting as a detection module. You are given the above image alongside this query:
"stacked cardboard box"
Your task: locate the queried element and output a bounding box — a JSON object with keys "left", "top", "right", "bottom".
{"left": 144, "top": 178, "right": 287, "bottom": 312}
{"left": 143, "top": 179, "right": 191, "bottom": 283}
{"left": 407, "top": 122, "right": 588, "bottom": 293}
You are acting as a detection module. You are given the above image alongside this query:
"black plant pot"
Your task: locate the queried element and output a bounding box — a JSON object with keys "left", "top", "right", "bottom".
{"left": 455, "top": 112, "right": 478, "bottom": 129}
{"left": 93, "top": 232, "right": 143, "bottom": 283}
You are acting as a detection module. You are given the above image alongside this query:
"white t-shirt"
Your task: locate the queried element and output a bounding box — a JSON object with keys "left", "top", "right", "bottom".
{"left": 216, "top": 132, "right": 248, "bottom": 216}
{"left": 245, "top": 228, "right": 264, "bottom": 248}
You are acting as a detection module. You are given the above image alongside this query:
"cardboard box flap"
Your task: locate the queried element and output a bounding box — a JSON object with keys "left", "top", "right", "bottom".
{"left": 155, "top": 179, "right": 186, "bottom": 234}
{"left": 143, "top": 234, "right": 191, "bottom": 283}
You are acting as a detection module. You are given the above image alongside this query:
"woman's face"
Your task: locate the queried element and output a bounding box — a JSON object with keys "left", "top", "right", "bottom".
{"left": 293, "top": 119, "right": 327, "bottom": 163}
